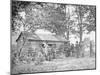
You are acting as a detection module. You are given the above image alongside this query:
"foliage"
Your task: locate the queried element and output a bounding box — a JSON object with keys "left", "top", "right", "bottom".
{"left": 12, "top": 1, "right": 96, "bottom": 35}
{"left": 12, "top": 1, "right": 30, "bottom": 32}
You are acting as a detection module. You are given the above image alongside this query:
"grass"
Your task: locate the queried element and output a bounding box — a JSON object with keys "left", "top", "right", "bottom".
{"left": 11, "top": 57, "right": 95, "bottom": 74}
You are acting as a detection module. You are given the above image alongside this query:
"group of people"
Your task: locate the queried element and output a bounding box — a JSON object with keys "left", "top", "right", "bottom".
{"left": 64, "top": 41, "right": 83, "bottom": 58}
{"left": 42, "top": 41, "right": 83, "bottom": 61}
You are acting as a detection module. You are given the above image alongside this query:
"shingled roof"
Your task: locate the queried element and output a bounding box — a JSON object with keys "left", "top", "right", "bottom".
{"left": 16, "top": 31, "right": 67, "bottom": 42}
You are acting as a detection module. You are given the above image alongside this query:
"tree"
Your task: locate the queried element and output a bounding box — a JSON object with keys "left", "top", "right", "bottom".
{"left": 85, "top": 6, "right": 96, "bottom": 32}
{"left": 74, "top": 5, "right": 96, "bottom": 57}
{"left": 12, "top": 1, "right": 30, "bottom": 32}
{"left": 63, "top": 5, "right": 75, "bottom": 40}
{"left": 25, "top": 3, "right": 66, "bottom": 34}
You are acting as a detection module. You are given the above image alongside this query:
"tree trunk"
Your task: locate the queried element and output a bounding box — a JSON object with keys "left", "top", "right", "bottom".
{"left": 78, "top": 6, "right": 83, "bottom": 57}
{"left": 18, "top": 37, "right": 26, "bottom": 57}
{"left": 90, "top": 41, "right": 93, "bottom": 57}
{"left": 79, "top": 24, "right": 83, "bottom": 57}
{"left": 63, "top": 27, "right": 70, "bottom": 40}
{"left": 65, "top": 5, "right": 70, "bottom": 41}
{"left": 67, "top": 25, "right": 70, "bottom": 40}
{"left": 79, "top": 26, "right": 82, "bottom": 43}
{"left": 63, "top": 32, "right": 67, "bottom": 40}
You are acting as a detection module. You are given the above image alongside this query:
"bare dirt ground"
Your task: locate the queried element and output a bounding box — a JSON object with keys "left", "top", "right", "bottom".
{"left": 12, "top": 57, "right": 96, "bottom": 74}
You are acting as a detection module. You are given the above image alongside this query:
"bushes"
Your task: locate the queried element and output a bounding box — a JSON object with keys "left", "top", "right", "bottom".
{"left": 34, "top": 51, "right": 45, "bottom": 65}
{"left": 11, "top": 46, "right": 45, "bottom": 66}
{"left": 20, "top": 47, "right": 45, "bottom": 64}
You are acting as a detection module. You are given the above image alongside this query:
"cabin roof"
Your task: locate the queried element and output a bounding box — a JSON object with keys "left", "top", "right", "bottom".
{"left": 16, "top": 31, "right": 67, "bottom": 42}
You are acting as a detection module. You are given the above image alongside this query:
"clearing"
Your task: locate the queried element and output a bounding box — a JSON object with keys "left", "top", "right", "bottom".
{"left": 12, "top": 57, "right": 96, "bottom": 74}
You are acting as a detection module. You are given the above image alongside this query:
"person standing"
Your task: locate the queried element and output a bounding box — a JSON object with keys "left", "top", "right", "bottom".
{"left": 70, "top": 44, "right": 75, "bottom": 57}
{"left": 64, "top": 41, "right": 71, "bottom": 57}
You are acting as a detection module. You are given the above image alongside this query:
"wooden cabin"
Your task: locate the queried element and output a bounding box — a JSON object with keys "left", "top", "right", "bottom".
{"left": 16, "top": 31, "right": 67, "bottom": 58}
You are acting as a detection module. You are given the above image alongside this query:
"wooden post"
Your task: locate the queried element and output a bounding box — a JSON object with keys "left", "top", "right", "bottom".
{"left": 90, "top": 41, "right": 93, "bottom": 57}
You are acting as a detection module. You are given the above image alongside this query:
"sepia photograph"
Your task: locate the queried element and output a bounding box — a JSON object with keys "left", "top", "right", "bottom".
{"left": 11, "top": 0, "right": 96, "bottom": 74}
